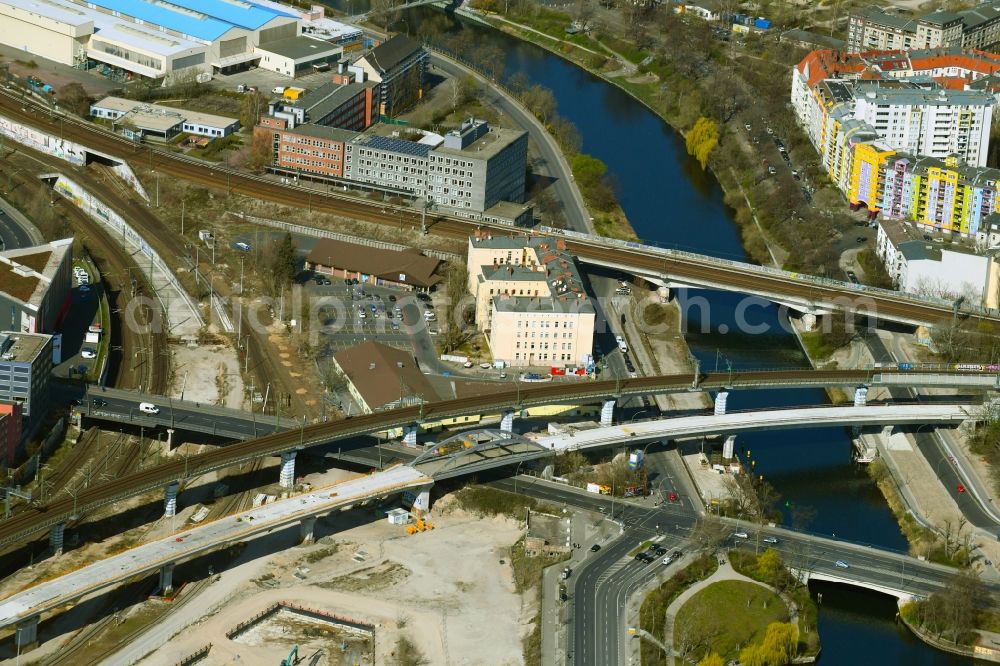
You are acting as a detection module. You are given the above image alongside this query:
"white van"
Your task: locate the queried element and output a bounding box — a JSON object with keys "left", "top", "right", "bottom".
{"left": 139, "top": 402, "right": 160, "bottom": 415}
{"left": 616, "top": 335, "right": 628, "bottom": 354}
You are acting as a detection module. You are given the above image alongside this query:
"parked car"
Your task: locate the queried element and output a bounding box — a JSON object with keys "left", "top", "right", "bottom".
{"left": 388, "top": 294, "right": 397, "bottom": 302}
{"left": 616, "top": 335, "right": 628, "bottom": 354}
{"left": 81, "top": 348, "right": 96, "bottom": 359}
{"left": 234, "top": 241, "right": 252, "bottom": 252}
{"left": 590, "top": 544, "right": 601, "bottom": 552}
{"left": 463, "top": 361, "right": 474, "bottom": 368}
{"left": 416, "top": 293, "right": 431, "bottom": 302}
{"left": 846, "top": 270, "right": 859, "bottom": 284}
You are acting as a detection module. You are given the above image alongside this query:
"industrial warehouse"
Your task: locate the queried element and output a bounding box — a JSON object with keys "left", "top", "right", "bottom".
{"left": 0, "top": 0, "right": 344, "bottom": 81}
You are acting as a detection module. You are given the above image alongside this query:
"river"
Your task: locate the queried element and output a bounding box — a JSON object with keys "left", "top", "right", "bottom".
{"left": 326, "top": 5, "right": 969, "bottom": 661}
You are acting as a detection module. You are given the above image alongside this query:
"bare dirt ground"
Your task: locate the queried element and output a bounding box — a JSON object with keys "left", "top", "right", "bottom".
{"left": 137, "top": 494, "right": 528, "bottom": 666}
{"left": 171, "top": 343, "right": 245, "bottom": 408}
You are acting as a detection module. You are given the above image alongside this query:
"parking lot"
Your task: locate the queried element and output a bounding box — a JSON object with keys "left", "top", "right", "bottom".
{"left": 54, "top": 261, "right": 104, "bottom": 380}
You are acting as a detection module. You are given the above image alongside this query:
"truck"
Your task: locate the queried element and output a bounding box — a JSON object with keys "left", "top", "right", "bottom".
{"left": 26, "top": 76, "right": 54, "bottom": 96}
{"left": 282, "top": 86, "right": 306, "bottom": 100}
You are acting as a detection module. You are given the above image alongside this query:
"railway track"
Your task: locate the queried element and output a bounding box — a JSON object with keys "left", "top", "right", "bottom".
{"left": 0, "top": 157, "right": 167, "bottom": 393}
{"left": 39, "top": 577, "right": 213, "bottom": 666}
{"left": 0, "top": 366, "right": 978, "bottom": 549}
{"left": 0, "top": 88, "right": 985, "bottom": 330}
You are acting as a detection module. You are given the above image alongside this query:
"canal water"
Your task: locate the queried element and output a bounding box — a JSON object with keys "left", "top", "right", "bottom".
{"left": 383, "top": 9, "right": 969, "bottom": 662}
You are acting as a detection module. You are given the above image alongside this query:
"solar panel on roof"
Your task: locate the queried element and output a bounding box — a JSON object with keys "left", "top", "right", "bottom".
{"left": 362, "top": 135, "right": 431, "bottom": 158}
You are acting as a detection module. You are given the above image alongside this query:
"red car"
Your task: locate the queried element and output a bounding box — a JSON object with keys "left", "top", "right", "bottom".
{"left": 667, "top": 491, "right": 679, "bottom": 503}
{"left": 957, "top": 484, "right": 966, "bottom": 494}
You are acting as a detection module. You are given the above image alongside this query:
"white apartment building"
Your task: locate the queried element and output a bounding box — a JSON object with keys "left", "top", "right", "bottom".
{"left": 876, "top": 218, "right": 993, "bottom": 301}
{"left": 467, "top": 233, "right": 594, "bottom": 368}
{"left": 851, "top": 84, "right": 994, "bottom": 167}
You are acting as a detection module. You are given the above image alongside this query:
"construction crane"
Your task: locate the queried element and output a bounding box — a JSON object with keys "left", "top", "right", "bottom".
{"left": 280, "top": 645, "right": 299, "bottom": 666}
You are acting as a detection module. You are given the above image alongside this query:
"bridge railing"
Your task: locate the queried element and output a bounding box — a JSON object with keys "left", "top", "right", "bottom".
{"left": 538, "top": 225, "right": 986, "bottom": 316}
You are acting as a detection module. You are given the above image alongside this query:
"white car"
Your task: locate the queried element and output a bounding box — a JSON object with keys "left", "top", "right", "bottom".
{"left": 763, "top": 536, "right": 779, "bottom": 544}
{"left": 616, "top": 335, "right": 628, "bottom": 353}
{"left": 463, "top": 361, "right": 474, "bottom": 368}
{"left": 835, "top": 560, "right": 850, "bottom": 569}
{"left": 734, "top": 531, "right": 749, "bottom": 539}
{"left": 80, "top": 348, "right": 97, "bottom": 359}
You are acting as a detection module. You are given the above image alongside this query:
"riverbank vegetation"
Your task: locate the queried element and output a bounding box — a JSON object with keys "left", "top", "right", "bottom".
{"left": 435, "top": 1, "right": 864, "bottom": 275}
{"left": 673, "top": 580, "right": 788, "bottom": 663}
{"left": 728, "top": 549, "right": 820, "bottom": 658}
{"left": 866, "top": 459, "right": 976, "bottom": 566}
{"left": 899, "top": 569, "right": 990, "bottom": 647}
{"left": 638, "top": 552, "right": 719, "bottom": 666}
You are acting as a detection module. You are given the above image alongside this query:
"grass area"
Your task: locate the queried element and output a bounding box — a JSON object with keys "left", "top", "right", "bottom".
{"left": 673, "top": 580, "right": 786, "bottom": 661}
{"left": 509, "top": 536, "right": 570, "bottom": 666}
{"left": 728, "top": 550, "right": 820, "bottom": 657}
{"left": 639, "top": 553, "right": 719, "bottom": 666}
{"left": 88, "top": 274, "right": 112, "bottom": 384}
{"left": 628, "top": 540, "right": 654, "bottom": 557}
{"left": 799, "top": 330, "right": 841, "bottom": 361}
{"left": 452, "top": 485, "right": 558, "bottom": 519}
{"left": 597, "top": 34, "right": 647, "bottom": 64}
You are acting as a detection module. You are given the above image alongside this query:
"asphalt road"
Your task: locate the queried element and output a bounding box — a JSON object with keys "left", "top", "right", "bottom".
{"left": 863, "top": 330, "right": 1000, "bottom": 531}
{"left": 429, "top": 54, "right": 592, "bottom": 234}
{"left": 497, "top": 471, "right": 993, "bottom": 666}
{"left": 0, "top": 205, "right": 34, "bottom": 250}
{"left": 80, "top": 389, "right": 294, "bottom": 439}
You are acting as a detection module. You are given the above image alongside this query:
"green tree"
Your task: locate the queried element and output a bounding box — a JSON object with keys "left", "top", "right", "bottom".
{"left": 756, "top": 548, "right": 783, "bottom": 586}
{"left": 685, "top": 117, "right": 719, "bottom": 170}
{"left": 760, "top": 622, "right": 799, "bottom": 664}
{"left": 697, "top": 653, "right": 724, "bottom": 666}
{"left": 239, "top": 89, "right": 267, "bottom": 129}
{"left": 739, "top": 644, "right": 766, "bottom": 666}
{"left": 270, "top": 232, "right": 297, "bottom": 290}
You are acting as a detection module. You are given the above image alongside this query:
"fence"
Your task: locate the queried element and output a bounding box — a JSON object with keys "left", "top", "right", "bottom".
{"left": 230, "top": 212, "right": 460, "bottom": 262}
{"left": 51, "top": 174, "right": 204, "bottom": 333}
{"left": 225, "top": 600, "right": 375, "bottom": 640}
{"left": 173, "top": 643, "right": 212, "bottom": 666}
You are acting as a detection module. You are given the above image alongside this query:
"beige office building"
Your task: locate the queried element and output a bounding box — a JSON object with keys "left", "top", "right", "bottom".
{"left": 467, "top": 233, "right": 594, "bottom": 368}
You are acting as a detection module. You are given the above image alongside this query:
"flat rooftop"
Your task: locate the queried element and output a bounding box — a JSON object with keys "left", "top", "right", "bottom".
{"left": 0, "top": 332, "right": 50, "bottom": 364}
{"left": 257, "top": 35, "right": 341, "bottom": 60}
{"left": 0, "top": 239, "right": 71, "bottom": 309}
{"left": 92, "top": 96, "right": 238, "bottom": 130}
{"left": 433, "top": 126, "right": 526, "bottom": 161}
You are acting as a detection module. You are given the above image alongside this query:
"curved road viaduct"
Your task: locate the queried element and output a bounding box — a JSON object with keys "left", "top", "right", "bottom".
{"left": 0, "top": 367, "right": 992, "bottom": 549}
{"left": 0, "top": 90, "right": 995, "bottom": 329}
{"left": 0, "top": 405, "right": 977, "bottom": 641}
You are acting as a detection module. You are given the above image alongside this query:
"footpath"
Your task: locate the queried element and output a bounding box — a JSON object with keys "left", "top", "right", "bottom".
{"left": 627, "top": 555, "right": 799, "bottom": 664}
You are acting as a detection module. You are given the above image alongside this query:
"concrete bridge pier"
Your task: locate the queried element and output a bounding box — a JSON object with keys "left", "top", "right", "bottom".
{"left": 163, "top": 481, "right": 180, "bottom": 518}
{"left": 408, "top": 483, "right": 434, "bottom": 515}
{"left": 500, "top": 409, "right": 516, "bottom": 433}
{"left": 15, "top": 614, "right": 38, "bottom": 652}
{"left": 723, "top": 435, "right": 737, "bottom": 460}
{"left": 279, "top": 451, "right": 297, "bottom": 489}
{"left": 854, "top": 386, "right": 869, "bottom": 407}
{"left": 299, "top": 516, "right": 317, "bottom": 544}
{"left": 600, "top": 398, "right": 616, "bottom": 427}
{"left": 166, "top": 428, "right": 175, "bottom": 448}
{"left": 159, "top": 563, "right": 175, "bottom": 596}
{"left": 714, "top": 390, "right": 729, "bottom": 416}
{"left": 49, "top": 522, "right": 65, "bottom": 555}
{"left": 402, "top": 424, "right": 419, "bottom": 447}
